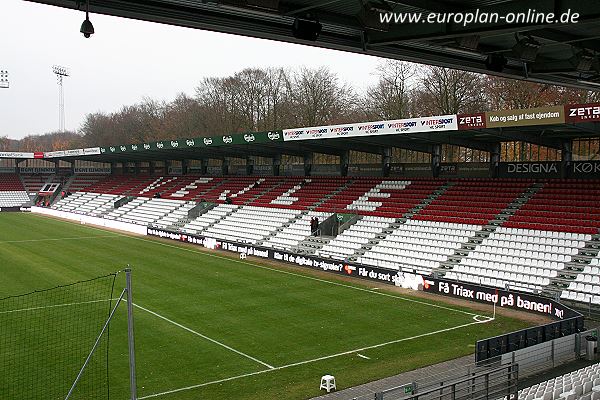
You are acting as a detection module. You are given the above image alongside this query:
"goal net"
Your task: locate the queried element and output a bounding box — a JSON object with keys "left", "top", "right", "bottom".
{"left": 0, "top": 273, "right": 120, "bottom": 399}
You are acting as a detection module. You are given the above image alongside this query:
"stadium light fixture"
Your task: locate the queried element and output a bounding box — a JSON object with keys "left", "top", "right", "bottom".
{"left": 292, "top": 17, "right": 322, "bottom": 41}
{"left": 570, "top": 50, "right": 596, "bottom": 72}
{"left": 52, "top": 65, "right": 70, "bottom": 132}
{"left": 485, "top": 54, "right": 507, "bottom": 72}
{"left": 357, "top": 1, "right": 392, "bottom": 32}
{"left": 80, "top": 0, "right": 94, "bottom": 38}
{"left": 512, "top": 35, "right": 540, "bottom": 63}
{"left": 0, "top": 70, "right": 8, "bottom": 89}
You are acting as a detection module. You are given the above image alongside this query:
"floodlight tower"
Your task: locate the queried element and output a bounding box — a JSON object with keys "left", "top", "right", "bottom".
{"left": 52, "top": 65, "right": 70, "bottom": 131}
{"left": 0, "top": 70, "right": 8, "bottom": 88}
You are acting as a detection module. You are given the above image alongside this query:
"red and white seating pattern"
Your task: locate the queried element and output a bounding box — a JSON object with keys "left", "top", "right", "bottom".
{"left": 39, "top": 174, "right": 600, "bottom": 304}
{"left": 0, "top": 174, "right": 30, "bottom": 207}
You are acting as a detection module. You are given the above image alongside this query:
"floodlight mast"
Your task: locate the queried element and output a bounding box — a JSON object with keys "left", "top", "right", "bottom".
{"left": 52, "top": 65, "right": 70, "bottom": 132}
{"left": 0, "top": 70, "right": 8, "bottom": 89}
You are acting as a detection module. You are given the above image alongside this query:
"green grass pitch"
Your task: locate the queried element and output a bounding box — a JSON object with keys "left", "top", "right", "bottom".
{"left": 0, "top": 213, "right": 531, "bottom": 399}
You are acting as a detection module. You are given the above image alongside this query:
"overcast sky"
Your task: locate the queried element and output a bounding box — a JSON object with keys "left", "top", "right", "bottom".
{"left": 0, "top": 0, "right": 382, "bottom": 140}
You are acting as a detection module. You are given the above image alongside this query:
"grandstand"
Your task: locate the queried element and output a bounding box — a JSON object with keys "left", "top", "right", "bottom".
{"left": 2, "top": 104, "right": 600, "bottom": 399}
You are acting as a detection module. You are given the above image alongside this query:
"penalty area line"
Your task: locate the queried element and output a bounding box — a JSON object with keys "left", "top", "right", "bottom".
{"left": 138, "top": 317, "right": 491, "bottom": 399}
{"left": 132, "top": 302, "right": 275, "bottom": 370}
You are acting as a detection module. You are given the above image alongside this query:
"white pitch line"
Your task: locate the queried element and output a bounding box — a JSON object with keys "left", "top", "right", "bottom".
{"left": 132, "top": 302, "right": 275, "bottom": 370}
{"left": 0, "top": 298, "right": 118, "bottom": 314}
{"left": 0, "top": 235, "right": 118, "bottom": 244}
{"left": 356, "top": 353, "right": 370, "bottom": 360}
{"left": 138, "top": 317, "right": 491, "bottom": 399}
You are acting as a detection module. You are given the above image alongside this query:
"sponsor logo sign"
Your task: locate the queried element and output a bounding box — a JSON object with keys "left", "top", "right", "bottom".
{"left": 203, "top": 137, "right": 213, "bottom": 146}
{"left": 222, "top": 135, "right": 233, "bottom": 144}
{"left": 565, "top": 103, "right": 600, "bottom": 123}
{"left": 243, "top": 134, "right": 255, "bottom": 142}
{"left": 458, "top": 113, "right": 486, "bottom": 130}
{"left": 421, "top": 278, "right": 579, "bottom": 320}
{"left": 74, "top": 167, "right": 111, "bottom": 174}
{"left": 571, "top": 161, "right": 600, "bottom": 178}
{"left": 267, "top": 131, "right": 280, "bottom": 141}
{"left": 0, "top": 152, "right": 34, "bottom": 159}
{"left": 283, "top": 115, "right": 457, "bottom": 141}
{"left": 498, "top": 162, "right": 561, "bottom": 178}
{"left": 486, "top": 105, "right": 565, "bottom": 128}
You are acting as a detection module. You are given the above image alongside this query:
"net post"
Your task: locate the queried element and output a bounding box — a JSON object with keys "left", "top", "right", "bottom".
{"left": 125, "top": 267, "right": 138, "bottom": 400}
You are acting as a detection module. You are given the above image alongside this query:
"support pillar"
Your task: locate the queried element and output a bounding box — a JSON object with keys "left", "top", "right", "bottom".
{"left": 134, "top": 161, "right": 141, "bottom": 175}
{"left": 54, "top": 160, "right": 60, "bottom": 175}
{"left": 164, "top": 160, "right": 171, "bottom": 175}
{"left": 490, "top": 143, "right": 501, "bottom": 178}
{"left": 431, "top": 144, "right": 441, "bottom": 178}
{"left": 272, "top": 154, "right": 281, "bottom": 176}
{"left": 246, "top": 156, "right": 254, "bottom": 175}
{"left": 562, "top": 139, "right": 572, "bottom": 179}
{"left": 382, "top": 147, "right": 392, "bottom": 177}
{"left": 222, "top": 158, "right": 229, "bottom": 176}
{"left": 200, "top": 159, "right": 207, "bottom": 175}
{"left": 149, "top": 161, "right": 155, "bottom": 175}
{"left": 182, "top": 159, "right": 189, "bottom": 175}
{"left": 340, "top": 150, "right": 349, "bottom": 177}
{"left": 303, "top": 153, "right": 313, "bottom": 176}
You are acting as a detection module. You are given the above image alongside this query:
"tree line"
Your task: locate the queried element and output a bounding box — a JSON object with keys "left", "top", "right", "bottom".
{"left": 2, "top": 61, "right": 599, "bottom": 152}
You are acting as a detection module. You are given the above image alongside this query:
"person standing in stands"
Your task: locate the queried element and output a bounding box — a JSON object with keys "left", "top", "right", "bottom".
{"left": 313, "top": 217, "right": 319, "bottom": 236}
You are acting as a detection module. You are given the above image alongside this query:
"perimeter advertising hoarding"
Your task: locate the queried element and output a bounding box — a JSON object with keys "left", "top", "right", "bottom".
{"left": 146, "top": 228, "right": 425, "bottom": 289}
{"left": 565, "top": 103, "right": 600, "bottom": 123}
{"left": 282, "top": 115, "right": 458, "bottom": 141}
{"left": 421, "top": 277, "right": 578, "bottom": 320}
{"left": 485, "top": 105, "right": 565, "bottom": 128}
{"left": 146, "top": 227, "right": 578, "bottom": 322}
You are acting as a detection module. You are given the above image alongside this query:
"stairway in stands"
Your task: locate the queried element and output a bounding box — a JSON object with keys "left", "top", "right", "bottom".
{"left": 349, "top": 181, "right": 453, "bottom": 262}
{"left": 434, "top": 181, "right": 539, "bottom": 276}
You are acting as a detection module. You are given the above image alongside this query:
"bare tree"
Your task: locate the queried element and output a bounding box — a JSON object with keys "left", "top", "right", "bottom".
{"left": 413, "top": 66, "right": 486, "bottom": 115}
{"left": 363, "top": 60, "right": 414, "bottom": 120}
{"left": 285, "top": 66, "right": 356, "bottom": 126}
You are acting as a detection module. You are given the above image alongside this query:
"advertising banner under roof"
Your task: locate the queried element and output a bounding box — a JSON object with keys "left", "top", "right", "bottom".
{"left": 282, "top": 114, "right": 458, "bottom": 141}
{"left": 485, "top": 105, "right": 565, "bottom": 128}
{"left": 565, "top": 102, "right": 600, "bottom": 123}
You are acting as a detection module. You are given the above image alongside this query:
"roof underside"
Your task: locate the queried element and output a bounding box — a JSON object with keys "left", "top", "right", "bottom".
{"left": 27, "top": 0, "right": 600, "bottom": 91}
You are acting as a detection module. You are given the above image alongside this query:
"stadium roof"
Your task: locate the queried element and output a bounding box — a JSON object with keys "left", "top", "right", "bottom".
{"left": 27, "top": 0, "right": 600, "bottom": 91}
{"left": 27, "top": 103, "right": 599, "bottom": 163}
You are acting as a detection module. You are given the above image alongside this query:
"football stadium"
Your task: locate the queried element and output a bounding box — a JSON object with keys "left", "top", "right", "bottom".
{"left": 2, "top": 1, "right": 600, "bottom": 400}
